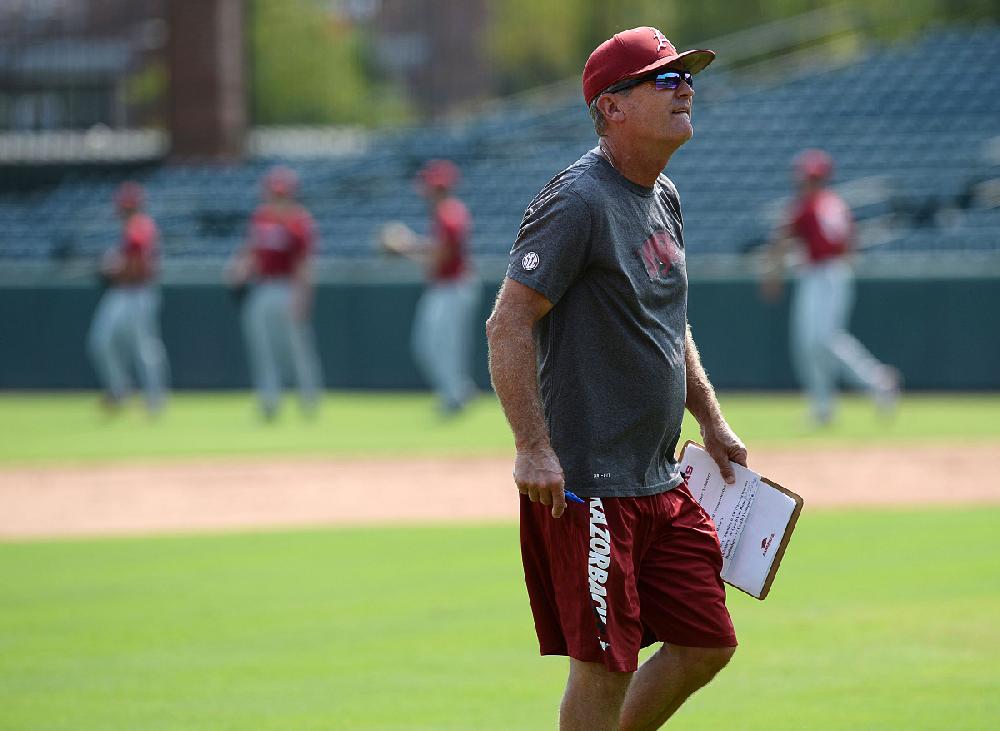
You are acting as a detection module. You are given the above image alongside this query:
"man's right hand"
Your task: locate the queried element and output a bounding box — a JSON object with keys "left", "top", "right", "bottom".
{"left": 514, "top": 447, "right": 567, "bottom": 518}
{"left": 99, "top": 248, "right": 123, "bottom": 279}
{"left": 760, "top": 273, "right": 783, "bottom": 303}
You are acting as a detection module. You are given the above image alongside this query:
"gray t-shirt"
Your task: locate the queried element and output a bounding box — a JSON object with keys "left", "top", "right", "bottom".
{"left": 506, "top": 148, "right": 688, "bottom": 498}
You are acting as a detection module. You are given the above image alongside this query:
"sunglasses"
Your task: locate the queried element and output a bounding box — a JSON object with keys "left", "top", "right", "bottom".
{"left": 602, "top": 69, "right": 694, "bottom": 96}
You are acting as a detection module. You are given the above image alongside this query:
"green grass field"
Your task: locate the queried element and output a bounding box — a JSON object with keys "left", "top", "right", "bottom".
{"left": 2, "top": 392, "right": 998, "bottom": 729}
{"left": 1, "top": 391, "right": 999, "bottom": 464}
{"left": 1, "top": 509, "right": 998, "bottom": 730}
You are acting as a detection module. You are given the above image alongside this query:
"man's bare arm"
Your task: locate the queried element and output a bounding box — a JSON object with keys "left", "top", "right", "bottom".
{"left": 291, "top": 257, "right": 314, "bottom": 322}
{"left": 685, "top": 323, "right": 748, "bottom": 483}
{"left": 224, "top": 246, "right": 255, "bottom": 287}
{"left": 486, "top": 278, "right": 568, "bottom": 518}
{"left": 760, "top": 223, "right": 792, "bottom": 302}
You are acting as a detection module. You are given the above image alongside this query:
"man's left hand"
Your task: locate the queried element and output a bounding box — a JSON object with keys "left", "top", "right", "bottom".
{"left": 291, "top": 294, "right": 310, "bottom": 322}
{"left": 700, "top": 420, "right": 748, "bottom": 484}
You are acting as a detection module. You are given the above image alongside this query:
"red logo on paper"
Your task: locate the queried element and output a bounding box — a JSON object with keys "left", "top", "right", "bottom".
{"left": 640, "top": 230, "right": 682, "bottom": 280}
{"left": 761, "top": 533, "right": 775, "bottom": 555}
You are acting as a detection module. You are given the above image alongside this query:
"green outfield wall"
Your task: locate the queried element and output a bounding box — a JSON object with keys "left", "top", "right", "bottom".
{"left": 1, "top": 276, "right": 998, "bottom": 390}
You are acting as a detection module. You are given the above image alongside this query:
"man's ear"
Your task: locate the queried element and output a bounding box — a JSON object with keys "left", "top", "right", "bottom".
{"left": 597, "top": 94, "right": 626, "bottom": 123}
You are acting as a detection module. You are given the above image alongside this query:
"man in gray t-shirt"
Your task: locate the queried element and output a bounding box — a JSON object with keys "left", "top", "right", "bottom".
{"left": 486, "top": 26, "right": 750, "bottom": 731}
{"left": 507, "top": 150, "right": 690, "bottom": 498}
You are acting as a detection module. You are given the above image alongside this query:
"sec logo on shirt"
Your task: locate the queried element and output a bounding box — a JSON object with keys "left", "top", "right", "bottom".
{"left": 522, "top": 252, "right": 540, "bottom": 271}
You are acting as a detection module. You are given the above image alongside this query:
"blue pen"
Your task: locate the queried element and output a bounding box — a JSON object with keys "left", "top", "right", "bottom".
{"left": 564, "top": 490, "right": 586, "bottom": 504}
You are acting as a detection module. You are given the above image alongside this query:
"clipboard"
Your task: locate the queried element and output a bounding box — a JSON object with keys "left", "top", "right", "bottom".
{"left": 678, "top": 441, "right": 804, "bottom": 600}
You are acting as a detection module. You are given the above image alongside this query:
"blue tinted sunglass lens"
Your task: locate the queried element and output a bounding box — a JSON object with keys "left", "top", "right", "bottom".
{"left": 655, "top": 71, "right": 693, "bottom": 89}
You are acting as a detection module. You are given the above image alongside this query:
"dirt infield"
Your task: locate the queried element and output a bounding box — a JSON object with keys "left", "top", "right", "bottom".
{"left": 2, "top": 442, "right": 998, "bottom": 539}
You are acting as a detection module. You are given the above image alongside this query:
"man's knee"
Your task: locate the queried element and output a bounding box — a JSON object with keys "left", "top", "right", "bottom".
{"left": 568, "top": 658, "right": 632, "bottom": 694}
{"left": 676, "top": 644, "right": 735, "bottom": 685}
{"left": 566, "top": 659, "right": 632, "bottom": 707}
{"left": 707, "top": 644, "right": 736, "bottom": 670}
{"left": 562, "top": 659, "right": 633, "bottom": 730}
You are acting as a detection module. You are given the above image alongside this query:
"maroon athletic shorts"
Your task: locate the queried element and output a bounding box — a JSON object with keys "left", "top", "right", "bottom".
{"left": 520, "top": 484, "right": 737, "bottom": 673}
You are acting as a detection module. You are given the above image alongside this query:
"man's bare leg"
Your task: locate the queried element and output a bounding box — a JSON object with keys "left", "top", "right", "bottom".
{"left": 560, "top": 658, "right": 633, "bottom": 731}
{"left": 618, "top": 644, "right": 735, "bottom": 730}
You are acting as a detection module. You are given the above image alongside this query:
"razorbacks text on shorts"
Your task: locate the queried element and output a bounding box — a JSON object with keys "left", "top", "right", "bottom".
{"left": 588, "top": 497, "right": 612, "bottom": 651}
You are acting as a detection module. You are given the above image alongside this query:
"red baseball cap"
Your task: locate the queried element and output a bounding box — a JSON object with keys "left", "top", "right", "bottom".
{"left": 264, "top": 166, "right": 299, "bottom": 198}
{"left": 583, "top": 27, "right": 715, "bottom": 106}
{"left": 418, "top": 159, "right": 460, "bottom": 191}
{"left": 794, "top": 149, "right": 834, "bottom": 181}
{"left": 115, "top": 181, "right": 144, "bottom": 211}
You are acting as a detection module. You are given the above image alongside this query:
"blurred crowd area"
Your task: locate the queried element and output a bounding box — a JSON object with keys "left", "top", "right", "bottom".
{"left": 3, "top": 0, "right": 998, "bottom": 129}
{"left": 0, "top": 1, "right": 998, "bottom": 275}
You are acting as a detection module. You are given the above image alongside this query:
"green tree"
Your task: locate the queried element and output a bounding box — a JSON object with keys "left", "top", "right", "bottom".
{"left": 488, "top": 0, "right": 582, "bottom": 94}
{"left": 250, "top": 0, "right": 411, "bottom": 126}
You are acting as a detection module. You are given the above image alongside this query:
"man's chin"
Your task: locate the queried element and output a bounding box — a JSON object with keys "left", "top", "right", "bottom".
{"left": 673, "top": 128, "right": 694, "bottom": 146}
{"left": 670, "top": 120, "right": 694, "bottom": 144}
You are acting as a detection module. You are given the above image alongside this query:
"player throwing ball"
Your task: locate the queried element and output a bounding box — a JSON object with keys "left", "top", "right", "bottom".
{"left": 227, "top": 167, "right": 323, "bottom": 421}
{"left": 379, "top": 160, "right": 479, "bottom": 415}
{"left": 87, "top": 181, "right": 168, "bottom": 415}
{"left": 487, "top": 27, "right": 747, "bottom": 730}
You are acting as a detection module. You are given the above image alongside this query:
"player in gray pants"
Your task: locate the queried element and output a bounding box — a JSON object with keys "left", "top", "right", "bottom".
{"left": 227, "top": 167, "right": 322, "bottom": 420}
{"left": 411, "top": 274, "right": 480, "bottom": 412}
{"left": 87, "top": 182, "right": 169, "bottom": 414}
{"left": 762, "top": 149, "right": 899, "bottom": 424}
{"left": 379, "top": 160, "right": 479, "bottom": 414}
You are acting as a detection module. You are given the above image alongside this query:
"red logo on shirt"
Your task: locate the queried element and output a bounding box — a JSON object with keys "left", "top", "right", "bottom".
{"left": 640, "top": 230, "right": 681, "bottom": 280}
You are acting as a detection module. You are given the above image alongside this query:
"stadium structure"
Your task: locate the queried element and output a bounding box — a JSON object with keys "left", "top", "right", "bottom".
{"left": 1, "top": 6, "right": 998, "bottom": 390}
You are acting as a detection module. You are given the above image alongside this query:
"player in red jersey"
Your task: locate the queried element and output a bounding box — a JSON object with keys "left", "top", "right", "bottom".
{"left": 379, "top": 160, "right": 479, "bottom": 414}
{"left": 762, "top": 149, "right": 899, "bottom": 424}
{"left": 87, "top": 181, "right": 169, "bottom": 414}
{"left": 227, "top": 166, "right": 322, "bottom": 420}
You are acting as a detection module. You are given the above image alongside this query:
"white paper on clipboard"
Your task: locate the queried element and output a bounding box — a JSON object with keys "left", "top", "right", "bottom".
{"left": 679, "top": 443, "right": 803, "bottom": 599}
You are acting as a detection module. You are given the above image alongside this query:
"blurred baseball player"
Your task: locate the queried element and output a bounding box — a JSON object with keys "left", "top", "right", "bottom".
{"left": 487, "top": 27, "right": 744, "bottom": 730}
{"left": 762, "top": 149, "right": 899, "bottom": 425}
{"left": 226, "top": 166, "right": 323, "bottom": 420}
{"left": 87, "top": 181, "right": 169, "bottom": 415}
{"left": 379, "top": 160, "right": 479, "bottom": 415}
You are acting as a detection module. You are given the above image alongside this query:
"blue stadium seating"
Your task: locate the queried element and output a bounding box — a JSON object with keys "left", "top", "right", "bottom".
{"left": 1, "top": 25, "right": 998, "bottom": 263}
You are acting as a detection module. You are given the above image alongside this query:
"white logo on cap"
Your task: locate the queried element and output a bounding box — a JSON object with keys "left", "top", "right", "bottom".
{"left": 652, "top": 28, "right": 669, "bottom": 52}
{"left": 522, "top": 252, "right": 540, "bottom": 271}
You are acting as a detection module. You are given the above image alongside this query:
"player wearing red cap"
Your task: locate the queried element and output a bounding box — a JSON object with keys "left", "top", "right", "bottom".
{"left": 487, "top": 27, "right": 744, "bottom": 729}
{"left": 762, "top": 149, "right": 899, "bottom": 424}
{"left": 227, "top": 166, "right": 323, "bottom": 420}
{"left": 87, "top": 181, "right": 169, "bottom": 414}
{"left": 379, "top": 159, "right": 479, "bottom": 414}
